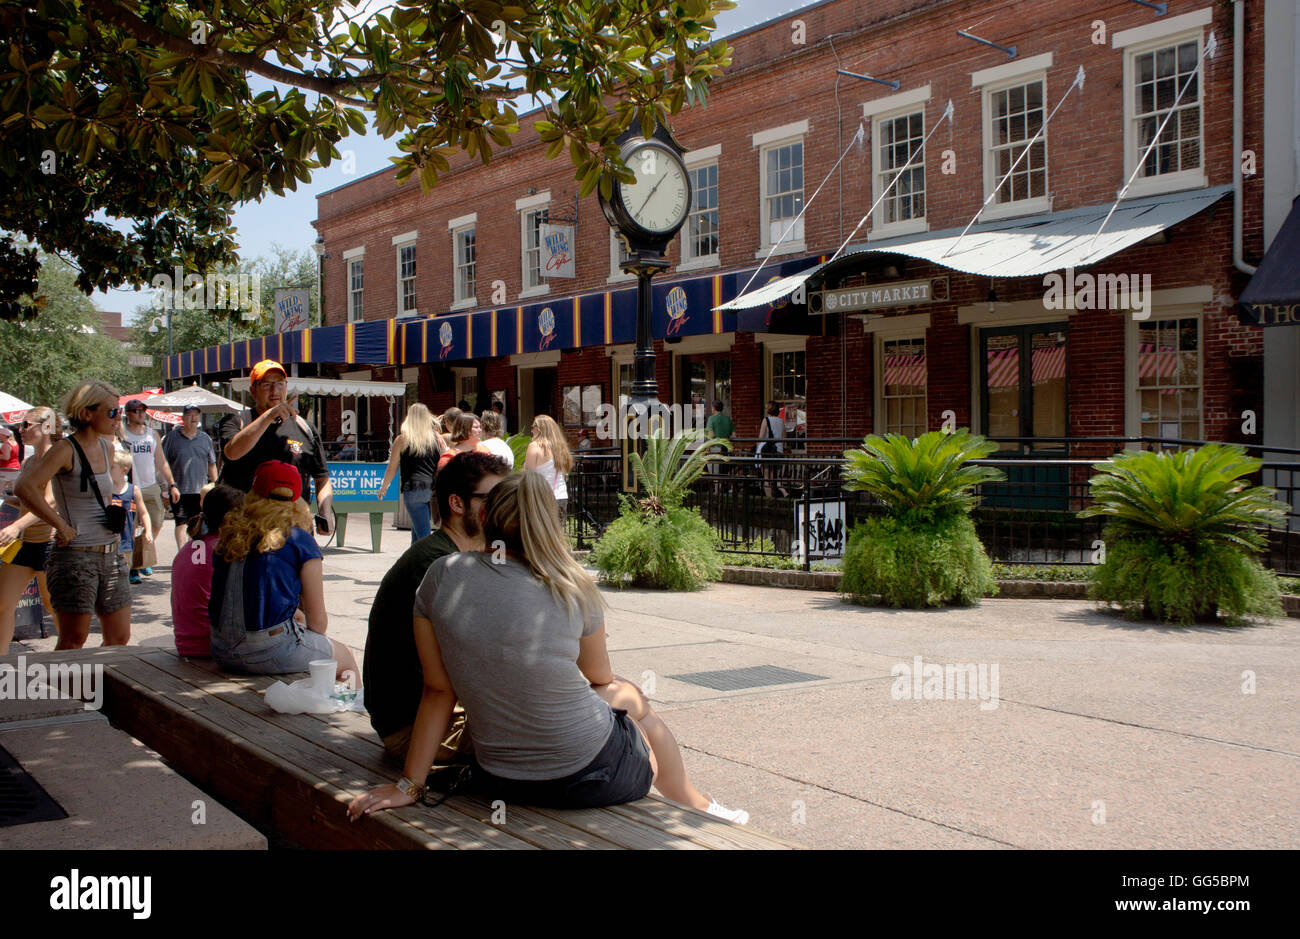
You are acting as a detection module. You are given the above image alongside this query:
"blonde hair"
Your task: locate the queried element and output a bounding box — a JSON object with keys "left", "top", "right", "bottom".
{"left": 483, "top": 472, "right": 602, "bottom": 622}
{"left": 479, "top": 410, "right": 503, "bottom": 439}
{"left": 400, "top": 403, "right": 441, "bottom": 457}
{"left": 62, "top": 380, "right": 121, "bottom": 431}
{"left": 24, "top": 406, "right": 57, "bottom": 438}
{"left": 112, "top": 450, "right": 134, "bottom": 470}
{"left": 217, "top": 491, "right": 313, "bottom": 561}
{"left": 530, "top": 414, "right": 572, "bottom": 473}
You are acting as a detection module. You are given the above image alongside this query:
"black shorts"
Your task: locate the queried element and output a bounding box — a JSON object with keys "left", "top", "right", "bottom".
{"left": 470, "top": 709, "right": 653, "bottom": 809}
{"left": 6, "top": 540, "right": 52, "bottom": 572}
{"left": 172, "top": 493, "right": 203, "bottom": 524}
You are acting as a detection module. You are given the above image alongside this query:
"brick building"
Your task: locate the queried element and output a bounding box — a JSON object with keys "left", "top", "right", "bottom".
{"left": 166, "top": 0, "right": 1275, "bottom": 468}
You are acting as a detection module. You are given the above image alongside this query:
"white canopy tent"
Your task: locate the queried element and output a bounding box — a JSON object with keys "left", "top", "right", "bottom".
{"left": 148, "top": 384, "right": 245, "bottom": 413}
{"left": 1, "top": 390, "right": 32, "bottom": 425}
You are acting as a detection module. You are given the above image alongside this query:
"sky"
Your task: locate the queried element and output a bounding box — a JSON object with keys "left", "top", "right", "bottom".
{"left": 97, "top": 0, "right": 808, "bottom": 322}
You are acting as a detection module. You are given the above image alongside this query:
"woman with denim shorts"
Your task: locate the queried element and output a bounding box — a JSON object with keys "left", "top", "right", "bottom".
{"left": 378, "top": 403, "right": 445, "bottom": 543}
{"left": 0, "top": 406, "right": 59, "bottom": 654}
{"left": 208, "top": 460, "right": 359, "bottom": 682}
{"left": 349, "top": 471, "right": 749, "bottom": 825}
{"left": 15, "top": 381, "right": 133, "bottom": 649}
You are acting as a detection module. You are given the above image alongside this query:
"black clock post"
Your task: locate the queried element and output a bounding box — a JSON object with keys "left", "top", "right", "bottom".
{"left": 598, "top": 122, "right": 693, "bottom": 466}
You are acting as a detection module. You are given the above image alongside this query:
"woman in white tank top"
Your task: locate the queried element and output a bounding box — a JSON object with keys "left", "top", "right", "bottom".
{"left": 524, "top": 414, "right": 571, "bottom": 522}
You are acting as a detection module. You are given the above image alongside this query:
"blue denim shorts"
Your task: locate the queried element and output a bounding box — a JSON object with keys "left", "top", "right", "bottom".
{"left": 211, "top": 618, "right": 334, "bottom": 675}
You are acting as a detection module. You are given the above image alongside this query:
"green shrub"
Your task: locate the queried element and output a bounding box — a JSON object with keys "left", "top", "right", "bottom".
{"left": 1088, "top": 534, "right": 1282, "bottom": 626}
{"left": 1079, "top": 445, "right": 1288, "bottom": 624}
{"left": 841, "top": 429, "right": 1005, "bottom": 520}
{"left": 590, "top": 500, "right": 722, "bottom": 590}
{"left": 991, "top": 563, "right": 1092, "bottom": 583}
{"left": 840, "top": 512, "right": 996, "bottom": 607}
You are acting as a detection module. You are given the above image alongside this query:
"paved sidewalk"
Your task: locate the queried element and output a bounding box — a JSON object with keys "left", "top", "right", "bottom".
{"left": 18, "top": 519, "right": 1300, "bottom": 849}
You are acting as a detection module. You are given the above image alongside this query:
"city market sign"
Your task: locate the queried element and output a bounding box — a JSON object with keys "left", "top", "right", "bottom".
{"left": 819, "top": 277, "right": 948, "bottom": 313}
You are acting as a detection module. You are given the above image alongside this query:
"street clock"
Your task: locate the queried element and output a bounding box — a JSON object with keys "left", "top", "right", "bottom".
{"left": 599, "top": 123, "right": 692, "bottom": 258}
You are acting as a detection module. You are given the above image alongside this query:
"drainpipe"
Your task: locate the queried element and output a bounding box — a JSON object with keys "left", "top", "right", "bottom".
{"left": 1234, "top": 0, "right": 1257, "bottom": 275}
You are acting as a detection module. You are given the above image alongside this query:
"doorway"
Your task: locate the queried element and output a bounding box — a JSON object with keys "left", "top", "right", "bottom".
{"left": 979, "top": 323, "right": 1068, "bottom": 508}
{"left": 518, "top": 366, "right": 557, "bottom": 430}
{"left": 679, "top": 356, "right": 731, "bottom": 434}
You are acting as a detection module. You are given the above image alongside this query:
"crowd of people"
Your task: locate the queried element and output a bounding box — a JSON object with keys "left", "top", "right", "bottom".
{"left": 0, "top": 360, "right": 748, "bottom": 823}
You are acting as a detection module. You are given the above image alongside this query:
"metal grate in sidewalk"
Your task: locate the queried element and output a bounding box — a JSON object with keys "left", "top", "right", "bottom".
{"left": 667, "top": 665, "right": 827, "bottom": 691}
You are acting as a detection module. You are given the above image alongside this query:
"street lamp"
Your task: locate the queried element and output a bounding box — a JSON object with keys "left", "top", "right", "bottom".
{"left": 148, "top": 314, "right": 173, "bottom": 390}
{"left": 311, "top": 236, "right": 327, "bottom": 329}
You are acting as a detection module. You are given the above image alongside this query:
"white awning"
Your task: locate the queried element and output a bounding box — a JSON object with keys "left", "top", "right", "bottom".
{"left": 715, "top": 185, "right": 1232, "bottom": 311}
{"left": 229, "top": 377, "right": 409, "bottom": 397}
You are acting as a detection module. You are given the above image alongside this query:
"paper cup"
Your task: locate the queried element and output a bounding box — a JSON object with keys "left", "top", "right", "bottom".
{"left": 308, "top": 659, "right": 336, "bottom": 699}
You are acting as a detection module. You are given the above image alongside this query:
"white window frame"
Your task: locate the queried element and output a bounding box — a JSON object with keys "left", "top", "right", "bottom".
{"left": 449, "top": 213, "right": 477, "bottom": 311}
{"left": 874, "top": 332, "right": 929, "bottom": 438}
{"left": 680, "top": 144, "right": 721, "bottom": 271}
{"left": 753, "top": 121, "right": 808, "bottom": 258}
{"left": 1118, "top": 15, "right": 1211, "bottom": 200}
{"left": 343, "top": 246, "right": 365, "bottom": 323}
{"left": 870, "top": 103, "right": 929, "bottom": 239}
{"left": 393, "top": 233, "right": 418, "bottom": 318}
{"left": 757, "top": 335, "right": 807, "bottom": 431}
{"left": 976, "top": 60, "right": 1052, "bottom": 221}
{"left": 1124, "top": 296, "right": 1209, "bottom": 442}
{"left": 517, "top": 191, "right": 551, "bottom": 300}
{"left": 608, "top": 230, "right": 635, "bottom": 284}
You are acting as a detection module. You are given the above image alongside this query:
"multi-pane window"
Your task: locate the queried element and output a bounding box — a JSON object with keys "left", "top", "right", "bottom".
{"left": 1133, "top": 40, "right": 1201, "bottom": 178}
{"left": 348, "top": 258, "right": 364, "bottom": 322}
{"left": 763, "top": 142, "right": 803, "bottom": 245}
{"left": 990, "top": 81, "right": 1046, "bottom": 203}
{"left": 769, "top": 350, "right": 806, "bottom": 410}
{"left": 880, "top": 338, "right": 927, "bottom": 438}
{"left": 397, "top": 243, "right": 417, "bottom": 315}
{"left": 878, "top": 111, "right": 925, "bottom": 223}
{"left": 454, "top": 227, "right": 476, "bottom": 303}
{"left": 1137, "top": 317, "right": 1200, "bottom": 443}
{"left": 522, "top": 207, "right": 548, "bottom": 290}
{"left": 686, "top": 163, "right": 719, "bottom": 260}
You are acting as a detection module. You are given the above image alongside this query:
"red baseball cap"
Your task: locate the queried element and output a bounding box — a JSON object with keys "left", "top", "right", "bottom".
{"left": 250, "top": 360, "right": 287, "bottom": 383}
{"left": 252, "top": 460, "right": 302, "bottom": 502}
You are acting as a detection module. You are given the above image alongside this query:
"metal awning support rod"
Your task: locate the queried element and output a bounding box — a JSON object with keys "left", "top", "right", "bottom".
{"left": 943, "top": 66, "right": 1086, "bottom": 259}
{"left": 956, "top": 29, "right": 1016, "bottom": 59}
{"left": 829, "top": 100, "right": 955, "bottom": 264}
{"left": 1129, "top": 0, "right": 1167, "bottom": 14}
{"left": 1087, "top": 31, "right": 1217, "bottom": 258}
{"left": 736, "top": 121, "right": 867, "bottom": 300}
{"left": 836, "top": 69, "right": 900, "bottom": 90}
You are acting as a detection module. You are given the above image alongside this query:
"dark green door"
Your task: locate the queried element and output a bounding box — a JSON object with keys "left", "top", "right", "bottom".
{"left": 980, "top": 323, "right": 1068, "bottom": 509}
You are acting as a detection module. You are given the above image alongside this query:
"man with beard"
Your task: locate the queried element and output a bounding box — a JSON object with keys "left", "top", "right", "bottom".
{"left": 362, "top": 451, "right": 510, "bottom": 768}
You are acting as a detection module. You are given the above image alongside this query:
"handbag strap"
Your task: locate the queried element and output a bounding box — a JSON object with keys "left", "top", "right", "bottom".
{"left": 67, "top": 436, "right": 110, "bottom": 511}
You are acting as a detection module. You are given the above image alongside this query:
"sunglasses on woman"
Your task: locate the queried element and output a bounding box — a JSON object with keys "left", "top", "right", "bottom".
{"left": 90, "top": 404, "right": 123, "bottom": 419}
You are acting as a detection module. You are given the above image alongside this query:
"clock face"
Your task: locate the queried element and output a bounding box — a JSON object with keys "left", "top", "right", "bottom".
{"left": 619, "top": 144, "right": 690, "bottom": 235}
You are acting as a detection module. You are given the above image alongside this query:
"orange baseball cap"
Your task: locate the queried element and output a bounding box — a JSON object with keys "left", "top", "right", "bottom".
{"left": 250, "top": 360, "right": 287, "bottom": 383}
{"left": 252, "top": 460, "right": 302, "bottom": 502}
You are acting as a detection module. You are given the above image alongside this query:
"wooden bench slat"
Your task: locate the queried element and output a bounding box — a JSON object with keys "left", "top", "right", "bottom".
{"left": 139, "top": 654, "right": 632, "bottom": 850}
{"left": 108, "top": 655, "right": 534, "bottom": 850}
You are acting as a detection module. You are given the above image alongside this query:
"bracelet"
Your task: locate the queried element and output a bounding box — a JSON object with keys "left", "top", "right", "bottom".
{"left": 396, "top": 775, "right": 426, "bottom": 800}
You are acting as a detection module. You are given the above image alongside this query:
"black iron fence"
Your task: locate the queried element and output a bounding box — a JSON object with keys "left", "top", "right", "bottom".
{"left": 564, "top": 436, "right": 1300, "bottom": 576}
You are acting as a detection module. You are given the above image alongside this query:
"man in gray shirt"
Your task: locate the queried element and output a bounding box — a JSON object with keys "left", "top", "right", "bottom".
{"left": 160, "top": 405, "right": 217, "bottom": 548}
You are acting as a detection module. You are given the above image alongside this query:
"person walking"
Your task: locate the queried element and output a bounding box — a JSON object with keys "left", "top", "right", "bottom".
{"left": 757, "top": 399, "right": 786, "bottom": 498}
{"left": 524, "top": 414, "right": 572, "bottom": 523}
{"left": 216, "top": 360, "right": 334, "bottom": 533}
{"left": 704, "top": 399, "right": 734, "bottom": 477}
{"left": 121, "top": 398, "right": 179, "bottom": 583}
{"left": 478, "top": 410, "right": 514, "bottom": 467}
{"left": 15, "top": 380, "right": 133, "bottom": 649}
{"left": 0, "top": 423, "right": 20, "bottom": 497}
{"left": 348, "top": 471, "right": 748, "bottom": 823}
{"left": 363, "top": 452, "right": 510, "bottom": 766}
{"left": 378, "top": 403, "right": 446, "bottom": 543}
{"left": 436, "top": 412, "right": 487, "bottom": 471}
{"left": 208, "top": 460, "right": 358, "bottom": 679}
{"left": 161, "top": 404, "right": 218, "bottom": 549}
{"left": 0, "top": 406, "right": 57, "bottom": 654}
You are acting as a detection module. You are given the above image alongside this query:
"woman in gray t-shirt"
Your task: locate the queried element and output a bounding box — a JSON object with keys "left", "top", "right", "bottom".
{"left": 349, "top": 471, "right": 748, "bottom": 824}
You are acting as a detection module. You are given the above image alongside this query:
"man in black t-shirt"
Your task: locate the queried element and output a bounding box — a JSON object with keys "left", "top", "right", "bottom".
{"left": 362, "top": 451, "right": 509, "bottom": 765}
{"left": 217, "top": 359, "right": 333, "bottom": 531}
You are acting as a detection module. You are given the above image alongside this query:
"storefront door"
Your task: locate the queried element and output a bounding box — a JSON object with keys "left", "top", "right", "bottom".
{"left": 979, "top": 323, "right": 1068, "bottom": 508}
{"left": 679, "top": 356, "right": 731, "bottom": 432}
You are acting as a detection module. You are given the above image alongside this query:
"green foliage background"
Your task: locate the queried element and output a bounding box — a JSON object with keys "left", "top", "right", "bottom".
{"left": 840, "top": 514, "right": 996, "bottom": 608}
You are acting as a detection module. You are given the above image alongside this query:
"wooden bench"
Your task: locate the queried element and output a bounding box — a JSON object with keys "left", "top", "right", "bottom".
{"left": 84, "top": 648, "right": 795, "bottom": 850}
{"left": 325, "top": 498, "right": 395, "bottom": 552}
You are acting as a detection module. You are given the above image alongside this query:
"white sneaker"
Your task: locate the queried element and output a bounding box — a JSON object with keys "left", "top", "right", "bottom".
{"left": 705, "top": 799, "right": 750, "bottom": 825}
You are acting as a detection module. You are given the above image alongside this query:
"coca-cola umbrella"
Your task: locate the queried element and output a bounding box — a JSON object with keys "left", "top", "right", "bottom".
{"left": 1, "top": 390, "right": 33, "bottom": 426}
{"left": 118, "top": 388, "right": 181, "bottom": 426}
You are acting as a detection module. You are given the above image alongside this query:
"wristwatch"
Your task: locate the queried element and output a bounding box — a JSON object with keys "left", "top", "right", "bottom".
{"left": 396, "top": 775, "right": 426, "bottom": 800}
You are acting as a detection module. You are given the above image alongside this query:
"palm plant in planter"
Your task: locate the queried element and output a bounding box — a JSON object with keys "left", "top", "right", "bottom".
{"left": 1078, "top": 444, "right": 1286, "bottom": 625}
{"left": 839, "top": 430, "right": 1004, "bottom": 607}
{"left": 590, "top": 429, "right": 729, "bottom": 590}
